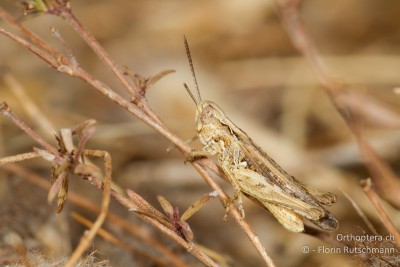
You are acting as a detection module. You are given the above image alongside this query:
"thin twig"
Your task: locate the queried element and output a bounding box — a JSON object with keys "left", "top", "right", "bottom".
{"left": 0, "top": 152, "right": 40, "bottom": 165}
{"left": 341, "top": 188, "right": 378, "bottom": 235}
{"left": 360, "top": 178, "right": 400, "bottom": 247}
{"left": 0, "top": 102, "right": 60, "bottom": 157}
{"left": 0, "top": 7, "right": 59, "bottom": 58}
{"left": 65, "top": 150, "right": 111, "bottom": 267}
{"left": 0, "top": 28, "right": 58, "bottom": 68}
{"left": 58, "top": 9, "right": 138, "bottom": 99}
{"left": 58, "top": 8, "right": 176, "bottom": 129}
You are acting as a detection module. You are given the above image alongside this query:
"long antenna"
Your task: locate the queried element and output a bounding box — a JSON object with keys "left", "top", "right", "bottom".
{"left": 183, "top": 35, "right": 202, "bottom": 102}
{"left": 183, "top": 83, "right": 198, "bottom": 105}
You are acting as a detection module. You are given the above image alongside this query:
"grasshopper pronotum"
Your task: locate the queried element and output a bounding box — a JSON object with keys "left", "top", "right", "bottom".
{"left": 183, "top": 37, "right": 338, "bottom": 232}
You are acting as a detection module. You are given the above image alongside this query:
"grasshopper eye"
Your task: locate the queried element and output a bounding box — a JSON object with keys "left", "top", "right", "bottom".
{"left": 201, "top": 105, "right": 214, "bottom": 124}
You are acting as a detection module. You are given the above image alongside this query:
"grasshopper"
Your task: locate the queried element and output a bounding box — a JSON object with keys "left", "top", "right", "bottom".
{"left": 183, "top": 37, "right": 338, "bottom": 232}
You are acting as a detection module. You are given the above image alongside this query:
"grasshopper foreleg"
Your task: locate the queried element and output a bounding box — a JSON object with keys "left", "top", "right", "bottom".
{"left": 185, "top": 149, "right": 215, "bottom": 163}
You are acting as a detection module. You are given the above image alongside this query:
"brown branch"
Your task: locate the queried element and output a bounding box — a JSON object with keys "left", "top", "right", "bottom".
{"left": 0, "top": 152, "right": 40, "bottom": 166}
{"left": 360, "top": 178, "right": 400, "bottom": 247}
{"left": 0, "top": 28, "right": 58, "bottom": 68}
{"left": 57, "top": 8, "right": 166, "bottom": 125}
{"left": 341, "top": 189, "right": 378, "bottom": 235}
{"left": 0, "top": 102, "right": 60, "bottom": 158}
{"left": 0, "top": 6, "right": 59, "bottom": 58}
{"left": 356, "top": 134, "right": 400, "bottom": 209}
{"left": 58, "top": 8, "right": 138, "bottom": 99}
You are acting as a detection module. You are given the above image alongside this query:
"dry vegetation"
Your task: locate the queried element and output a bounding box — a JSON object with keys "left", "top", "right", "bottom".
{"left": 1, "top": 0, "right": 400, "bottom": 266}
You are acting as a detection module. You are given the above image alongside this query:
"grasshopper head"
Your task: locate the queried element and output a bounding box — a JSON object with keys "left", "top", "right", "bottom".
{"left": 182, "top": 37, "right": 226, "bottom": 139}
{"left": 195, "top": 101, "right": 226, "bottom": 132}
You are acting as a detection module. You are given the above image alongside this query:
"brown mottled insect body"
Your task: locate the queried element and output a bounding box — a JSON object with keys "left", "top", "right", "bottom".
{"left": 183, "top": 36, "right": 338, "bottom": 232}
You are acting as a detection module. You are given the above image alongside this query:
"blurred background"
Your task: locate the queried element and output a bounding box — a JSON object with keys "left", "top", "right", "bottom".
{"left": 1, "top": 0, "right": 400, "bottom": 266}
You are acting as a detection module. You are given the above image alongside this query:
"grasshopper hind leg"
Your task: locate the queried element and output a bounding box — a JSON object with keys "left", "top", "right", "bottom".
{"left": 221, "top": 164, "right": 247, "bottom": 220}
{"left": 264, "top": 203, "right": 304, "bottom": 232}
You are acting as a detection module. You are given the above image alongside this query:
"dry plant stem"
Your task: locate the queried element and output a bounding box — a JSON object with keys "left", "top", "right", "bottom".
{"left": 0, "top": 8, "right": 274, "bottom": 265}
{"left": 0, "top": 7, "right": 59, "bottom": 59}
{"left": 59, "top": 9, "right": 165, "bottom": 126}
{"left": 361, "top": 178, "right": 400, "bottom": 247}
{"left": 65, "top": 149, "right": 111, "bottom": 267}
{"left": 0, "top": 28, "right": 58, "bottom": 68}
{"left": 87, "top": 178, "right": 219, "bottom": 267}
{"left": 341, "top": 189, "right": 378, "bottom": 235}
{"left": 0, "top": 102, "right": 60, "bottom": 157}
{"left": 58, "top": 9, "right": 165, "bottom": 126}
{"left": 0, "top": 152, "right": 39, "bottom": 165}
{"left": 277, "top": 0, "right": 400, "bottom": 208}
{"left": 58, "top": 9, "right": 138, "bottom": 99}
{"left": 356, "top": 134, "right": 400, "bottom": 209}
{"left": 71, "top": 212, "right": 168, "bottom": 266}
{"left": 1, "top": 164, "right": 188, "bottom": 267}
